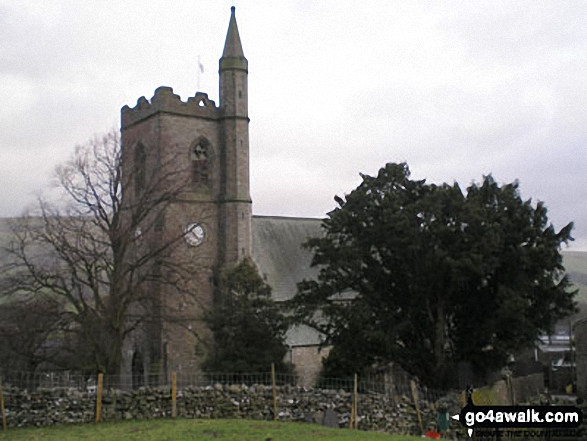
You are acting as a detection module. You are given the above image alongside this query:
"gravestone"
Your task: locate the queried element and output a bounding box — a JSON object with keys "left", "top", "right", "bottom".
{"left": 323, "top": 408, "right": 339, "bottom": 428}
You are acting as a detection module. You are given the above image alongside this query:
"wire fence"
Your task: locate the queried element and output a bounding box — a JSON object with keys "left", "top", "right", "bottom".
{"left": 0, "top": 368, "right": 449, "bottom": 405}
{"left": 1, "top": 371, "right": 289, "bottom": 392}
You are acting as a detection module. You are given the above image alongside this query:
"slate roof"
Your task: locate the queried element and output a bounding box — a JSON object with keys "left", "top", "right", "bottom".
{"left": 251, "top": 215, "right": 326, "bottom": 348}
{"left": 251, "top": 215, "right": 323, "bottom": 302}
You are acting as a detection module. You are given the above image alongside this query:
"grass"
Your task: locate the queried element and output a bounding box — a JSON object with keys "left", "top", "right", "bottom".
{"left": 0, "top": 419, "right": 424, "bottom": 441}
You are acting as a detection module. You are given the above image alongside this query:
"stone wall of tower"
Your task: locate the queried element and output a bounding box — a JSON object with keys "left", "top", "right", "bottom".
{"left": 119, "top": 7, "right": 251, "bottom": 379}
{"left": 218, "top": 102, "right": 252, "bottom": 264}
{"left": 120, "top": 87, "right": 224, "bottom": 378}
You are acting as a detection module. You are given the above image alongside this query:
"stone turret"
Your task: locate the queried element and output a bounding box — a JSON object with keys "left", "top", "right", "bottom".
{"left": 218, "top": 6, "right": 252, "bottom": 266}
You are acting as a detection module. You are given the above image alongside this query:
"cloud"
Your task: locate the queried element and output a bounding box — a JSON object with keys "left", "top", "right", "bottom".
{"left": 1, "top": 0, "right": 586, "bottom": 249}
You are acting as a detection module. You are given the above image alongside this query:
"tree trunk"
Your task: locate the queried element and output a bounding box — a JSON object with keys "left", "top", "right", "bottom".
{"left": 434, "top": 300, "right": 447, "bottom": 386}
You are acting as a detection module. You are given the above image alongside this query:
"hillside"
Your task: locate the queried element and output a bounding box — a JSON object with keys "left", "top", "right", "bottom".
{"left": 562, "top": 251, "right": 587, "bottom": 307}
{"left": 1, "top": 217, "right": 586, "bottom": 304}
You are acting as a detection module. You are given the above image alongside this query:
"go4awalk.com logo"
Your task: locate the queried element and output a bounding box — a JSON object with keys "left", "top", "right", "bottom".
{"left": 451, "top": 391, "right": 583, "bottom": 438}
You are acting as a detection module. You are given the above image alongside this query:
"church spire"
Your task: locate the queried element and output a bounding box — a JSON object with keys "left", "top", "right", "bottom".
{"left": 220, "top": 6, "right": 248, "bottom": 71}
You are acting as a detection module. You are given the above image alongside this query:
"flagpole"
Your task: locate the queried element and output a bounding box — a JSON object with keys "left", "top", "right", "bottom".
{"left": 197, "top": 55, "right": 201, "bottom": 91}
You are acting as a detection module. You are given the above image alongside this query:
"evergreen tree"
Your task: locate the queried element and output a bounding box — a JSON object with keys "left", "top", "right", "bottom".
{"left": 204, "top": 257, "right": 291, "bottom": 374}
{"left": 292, "top": 162, "right": 576, "bottom": 388}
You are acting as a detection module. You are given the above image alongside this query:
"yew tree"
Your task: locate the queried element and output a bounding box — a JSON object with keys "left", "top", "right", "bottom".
{"left": 292, "top": 163, "right": 576, "bottom": 388}
{"left": 203, "top": 257, "right": 291, "bottom": 374}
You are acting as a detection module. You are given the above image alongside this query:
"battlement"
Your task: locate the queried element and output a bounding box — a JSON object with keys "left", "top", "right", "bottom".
{"left": 121, "top": 86, "right": 219, "bottom": 128}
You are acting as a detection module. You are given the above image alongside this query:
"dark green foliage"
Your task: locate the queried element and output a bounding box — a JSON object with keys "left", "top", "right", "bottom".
{"left": 203, "top": 257, "right": 292, "bottom": 374}
{"left": 292, "top": 163, "right": 576, "bottom": 388}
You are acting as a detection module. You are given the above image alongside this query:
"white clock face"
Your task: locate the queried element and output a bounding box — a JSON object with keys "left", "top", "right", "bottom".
{"left": 184, "top": 222, "right": 205, "bottom": 247}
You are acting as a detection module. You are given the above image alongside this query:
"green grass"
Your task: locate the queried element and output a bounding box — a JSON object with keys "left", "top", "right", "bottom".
{"left": 0, "top": 419, "right": 424, "bottom": 441}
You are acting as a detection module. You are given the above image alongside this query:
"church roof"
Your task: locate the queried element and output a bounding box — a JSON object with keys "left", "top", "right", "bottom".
{"left": 251, "top": 215, "right": 323, "bottom": 302}
{"left": 251, "top": 215, "right": 326, "bottom": 348}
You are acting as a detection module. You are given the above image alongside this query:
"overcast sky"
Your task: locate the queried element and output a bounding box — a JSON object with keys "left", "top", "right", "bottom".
{"left": 2, "top": 1, "right": 586, "bottom": 249}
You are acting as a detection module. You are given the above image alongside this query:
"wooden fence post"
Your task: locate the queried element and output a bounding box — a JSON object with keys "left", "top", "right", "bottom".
{"left": 0, "top": 376, "right": 7, "bottom": 431}
{"left": 95, "top": 373, "right": 103, "bottom": 423}
{"left": 410, "top": 380, "right": 424, "bottom": 435}
{"left": 349, "top": 373, "right": 358, "bottom": 429}
{"left": 353, "top": 373, "right": 358, "bottom": 429}
{"left": 506, "top": 373, "right": 515, "bottom": 405}
{"left": 271, "top": 363, "right": 278, "bottom": 421}
{"left": 171, "top": 372, "right": 177, "bottom": 418}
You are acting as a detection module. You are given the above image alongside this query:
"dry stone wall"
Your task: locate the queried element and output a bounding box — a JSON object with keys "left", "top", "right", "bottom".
{"left": 2, "top": 384, "right": 462, "bottom": 437}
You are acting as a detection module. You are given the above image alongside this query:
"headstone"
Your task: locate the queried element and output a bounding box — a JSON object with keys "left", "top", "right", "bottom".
{"left": 438, "top": 411, "right": 450, "bottom": 433}
{"left": 322, "top": 408, "right": 339, "bottom": 428}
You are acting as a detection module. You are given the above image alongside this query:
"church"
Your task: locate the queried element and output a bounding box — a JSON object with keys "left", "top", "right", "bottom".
{"left": 120, "top": 7, "right": 327, "bottom": 387}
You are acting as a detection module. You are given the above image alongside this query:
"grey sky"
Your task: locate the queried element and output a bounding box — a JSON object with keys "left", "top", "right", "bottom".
{"left": 1, "top": 0, "right": 586, "bottom": 249}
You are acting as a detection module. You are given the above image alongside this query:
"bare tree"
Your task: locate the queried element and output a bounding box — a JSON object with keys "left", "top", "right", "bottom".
{"left": 0, "top": 296, "right": 67, "bottom": 372}
{"left": 1, "top": 130, "right": 198, "bottom": 374}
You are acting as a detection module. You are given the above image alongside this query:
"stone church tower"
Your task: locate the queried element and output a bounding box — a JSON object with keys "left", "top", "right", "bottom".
{"left": 119, "top": 7, "right": 251, "bottom": 382}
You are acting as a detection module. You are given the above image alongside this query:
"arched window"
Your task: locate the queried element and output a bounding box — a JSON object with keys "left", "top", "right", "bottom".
{"left": 131, "top": 351, "right": 144, "bottom": 389}
{"left": 134, "top": 143, "right": 146, "bottom": 198}
{"left": 191, "top": 139, "right": 210, "bottom": 186}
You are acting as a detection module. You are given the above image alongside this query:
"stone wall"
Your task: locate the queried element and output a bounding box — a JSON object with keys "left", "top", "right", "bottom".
{"left": 2, "top": 384, "right": 462, "bottom": 437}
{"left": 472, "top": 373, "right": 544, "bottom": 405}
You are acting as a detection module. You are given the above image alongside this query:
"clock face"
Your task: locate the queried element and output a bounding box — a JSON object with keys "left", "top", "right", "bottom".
{"left": 184, "top": 222, "right": 205, "bottom": 247}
